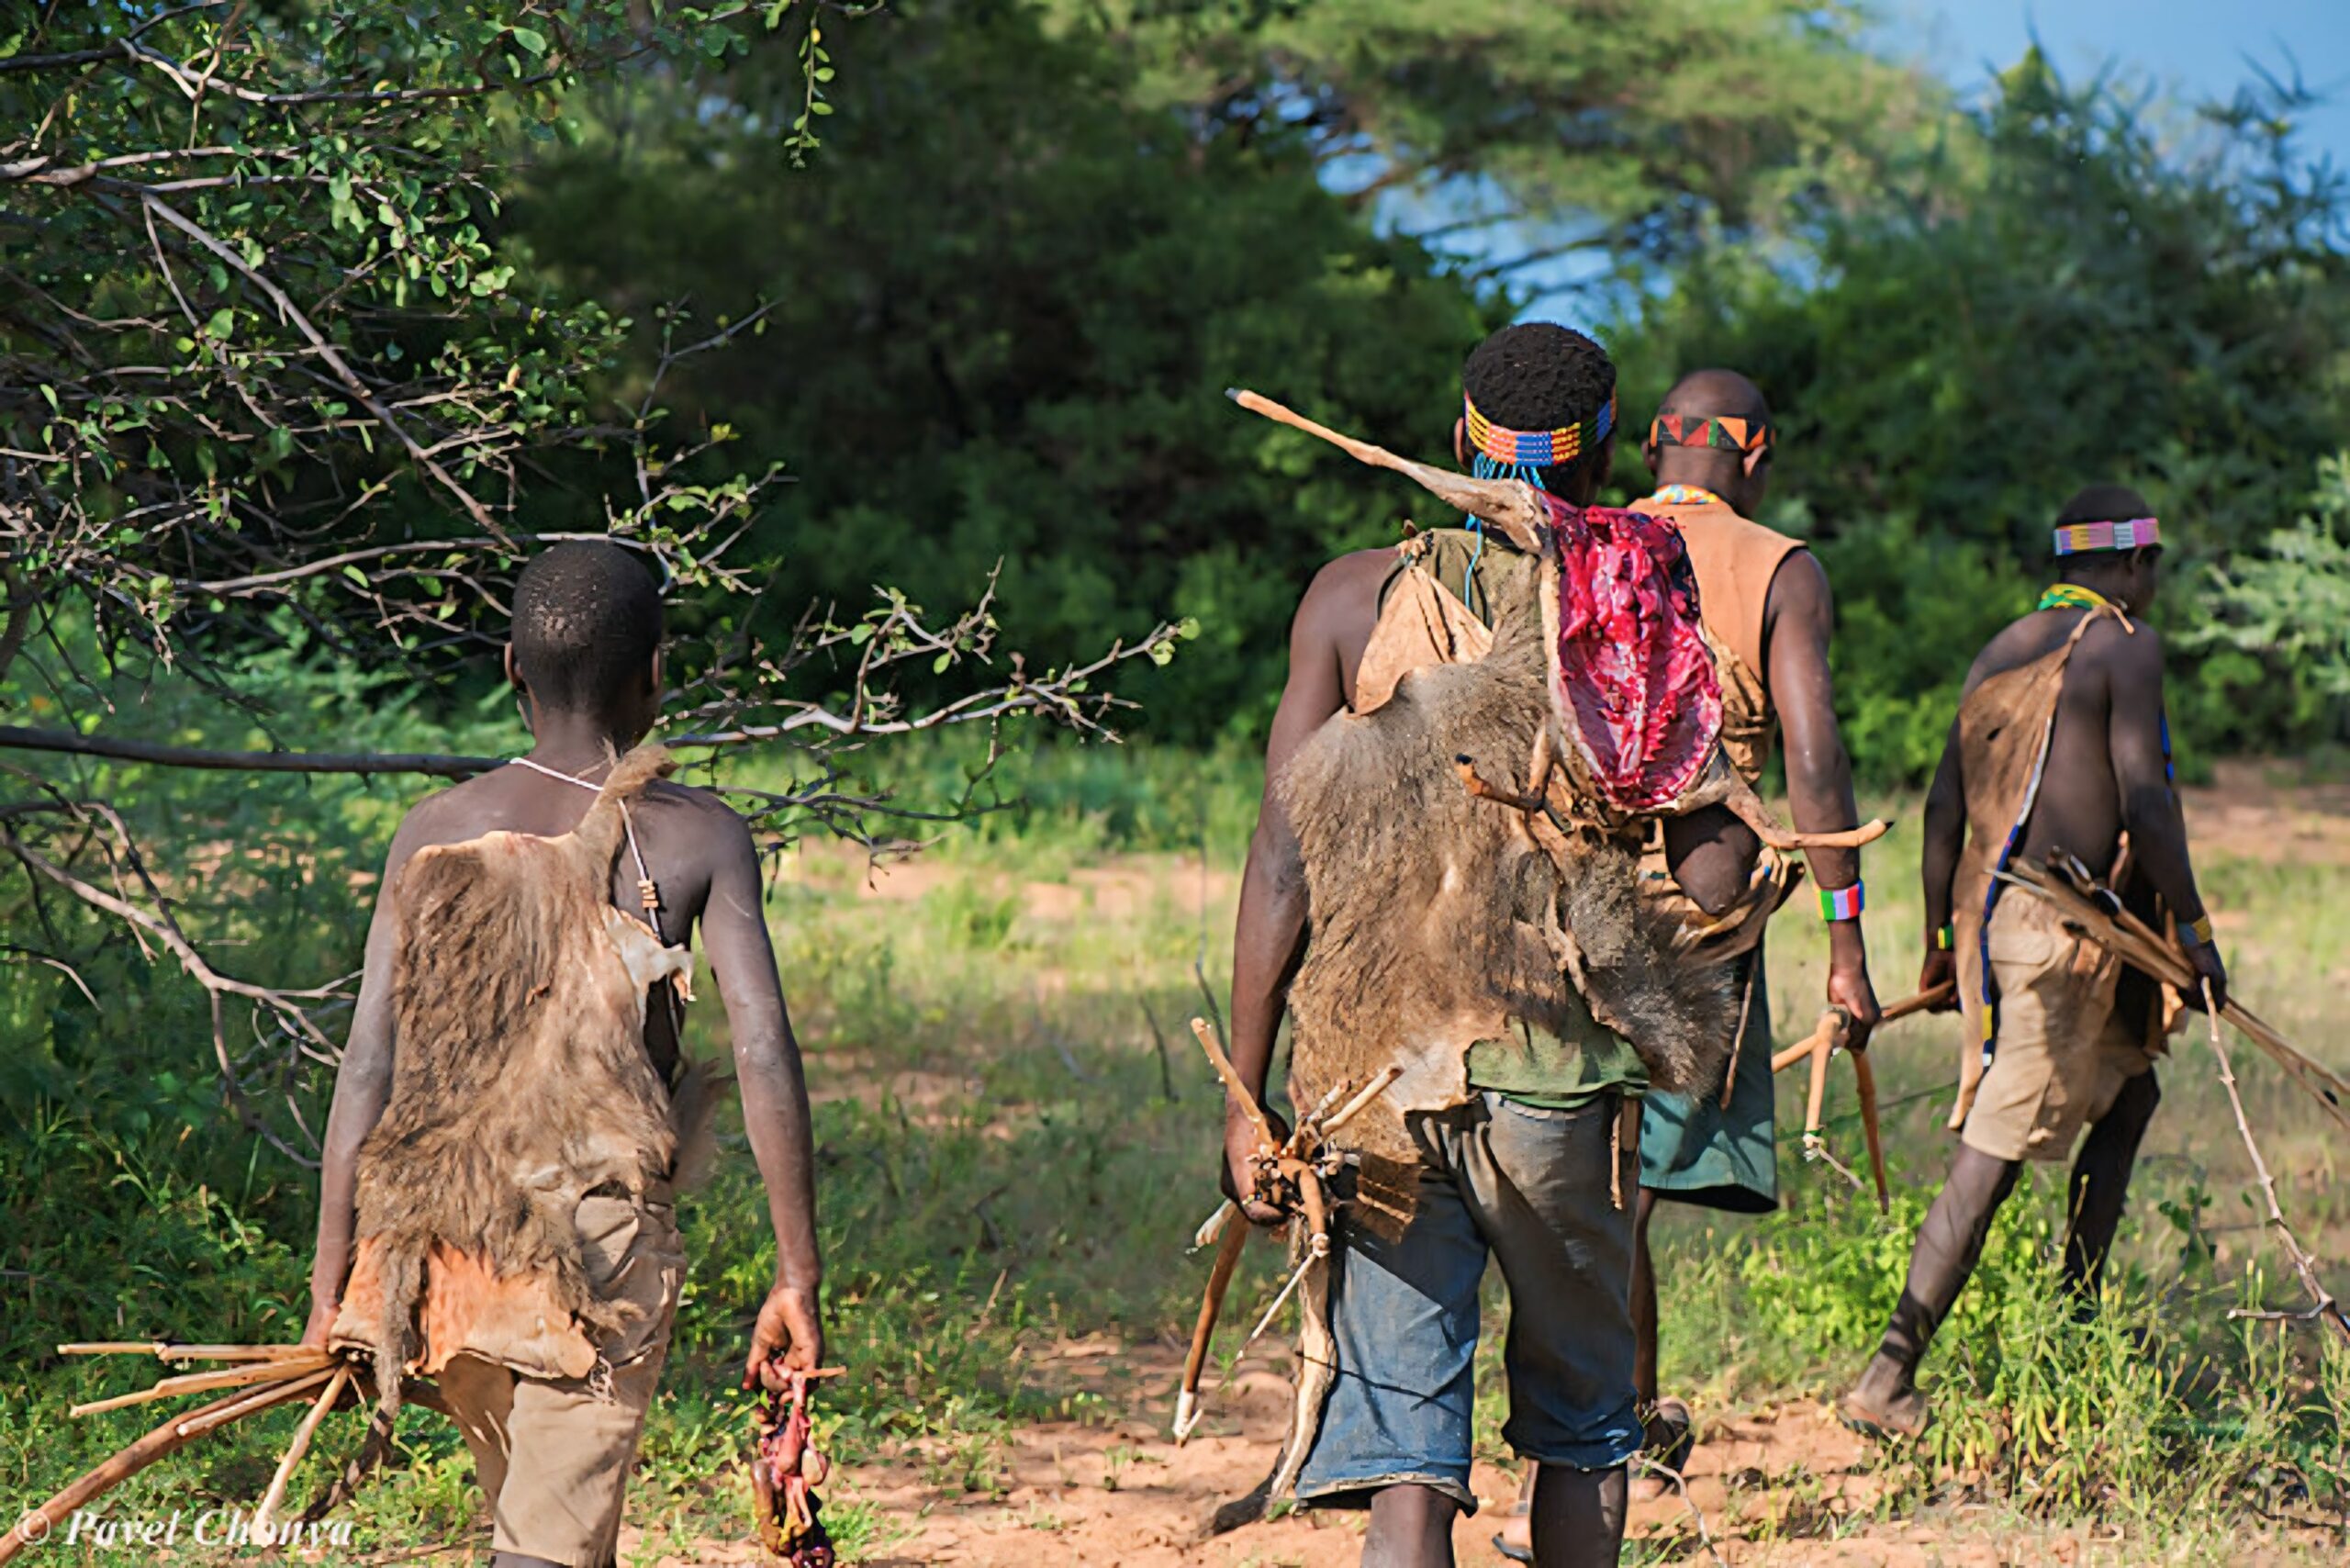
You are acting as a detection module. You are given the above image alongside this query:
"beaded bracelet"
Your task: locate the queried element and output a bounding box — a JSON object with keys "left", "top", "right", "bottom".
{"left": 1932, "top": 923, "right": 1955, "bottom": 951}
{"left": 1820, "top": 883, "right": 1864, "bottom": 922}
{"left": 2181, "top": 913, "right": 2216, "bottom": 946}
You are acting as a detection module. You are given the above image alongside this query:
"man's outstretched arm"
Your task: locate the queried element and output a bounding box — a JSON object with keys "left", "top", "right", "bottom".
{"left": 300, "top": 823, "right": 418, "bottom": 1346}
{"left": 1224, "top": 557, "right": 1372, "bottom": 1223}
{"left": 1766, "top": 552, "right": 1881, "bottom": 1045}
{"left": 2101, "top": 625, "right": 2226, "bottom": 1008}
{"left": 699, "top": 805, "right": 825, "bottom": 1385}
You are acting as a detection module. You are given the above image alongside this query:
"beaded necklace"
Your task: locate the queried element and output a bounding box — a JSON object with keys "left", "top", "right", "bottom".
{"left": 1636, "top": 484, "right": 1727, "bottom": 510}
{"left": 2036, "top": 583, "right": 2122, "bottom": 614}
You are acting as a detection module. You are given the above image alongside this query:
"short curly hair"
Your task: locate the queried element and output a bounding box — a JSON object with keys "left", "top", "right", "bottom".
{"left": 510, "top": 542, "right": 664, "bottom": 712}
{"left": 1460, "top": 322, "right": 1617, "bottom": 493}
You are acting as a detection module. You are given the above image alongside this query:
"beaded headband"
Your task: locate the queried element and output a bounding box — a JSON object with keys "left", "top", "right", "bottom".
{"left": 2052, "top": 517, "right": 2161, "bottom": 556}
{"left": 1463, "top": 391, "right": 1615, "bottom": 468}
{"left": 1648, "top": 412, "right": 1770, "bottom": 454}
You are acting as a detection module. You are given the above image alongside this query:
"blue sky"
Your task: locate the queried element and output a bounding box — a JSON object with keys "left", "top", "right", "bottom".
{"left": 1488, "top": 0, "right": 2349, "bottom": 318}
{"left": 1897, "top": 0, "right": 2350, "bottom": 166}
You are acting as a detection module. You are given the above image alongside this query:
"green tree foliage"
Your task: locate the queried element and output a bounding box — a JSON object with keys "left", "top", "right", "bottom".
{"left": 1046, "top": 0, "right": 1938, "bottom": 284}
{"left": 521, "top": 0, "right": 1494, "bottom": 737}
{"left": 1628, "top": 51, "right": 2350, "bottom": 775}
{"left": 0, "top": 1, "right": 1178, "bottom": 1159}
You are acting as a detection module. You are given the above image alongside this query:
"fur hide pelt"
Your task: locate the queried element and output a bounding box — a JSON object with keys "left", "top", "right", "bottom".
{"left": 346, "top": 744, "right": 692, "bottom": 1416}
{"left": 1277, "top": 573, "right": 1740, "bottom": 1170}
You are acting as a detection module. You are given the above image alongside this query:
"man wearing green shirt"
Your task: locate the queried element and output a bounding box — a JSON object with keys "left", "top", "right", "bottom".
{"left": 1220, "top": 323, "right": 1750, "bottom": 1568}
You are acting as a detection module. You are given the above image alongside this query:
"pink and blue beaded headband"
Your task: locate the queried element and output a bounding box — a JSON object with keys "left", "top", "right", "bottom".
{"left": 2053, "top": 517, "right": 2161, "bottom": 556}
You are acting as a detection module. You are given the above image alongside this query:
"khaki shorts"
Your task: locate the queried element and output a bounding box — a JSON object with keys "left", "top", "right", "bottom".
{"left": 1961, "top": 895, "right": 2154, "bottom": 1163}
{"left": 437, "top": 1191, "right": 684, "bottom": 1568}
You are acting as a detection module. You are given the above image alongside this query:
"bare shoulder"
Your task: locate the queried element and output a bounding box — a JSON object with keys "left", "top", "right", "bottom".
{"left": 2078, "top": 613, "right": 2165, "bottom": 689}
{"left": 1296, "top": 546, "right": 1393, "bottom": 635}
{"left": 1762, "top": 546, "right": 1830, "bottom": 621}
{"left": 643, "top": 777, "right": 759, "bottom": 860}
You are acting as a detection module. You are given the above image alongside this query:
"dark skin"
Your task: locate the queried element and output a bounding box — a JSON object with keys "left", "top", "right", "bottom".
{"left": 1849, "top": 546, "right": 2223, "bottom": 1429}
{"left": 1226, "top": 439, "right": 1672, "bottom": 1568}
{"left": 300, "top": 650, "right": 823, "bottom": 1568}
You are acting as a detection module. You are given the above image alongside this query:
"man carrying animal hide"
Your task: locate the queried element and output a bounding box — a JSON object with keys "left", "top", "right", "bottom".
{"left": 298, "top": 543, "right": 824, "bottom": 1568}
{"left": 1222, "top": 324, "right": 1777, "bottom": 1567}
{"left": 1839, "top": 487, "right": 2226, "bottom": 1440}
{"left": 1611, "top": 370, "right": 1880, "bottom": 1499}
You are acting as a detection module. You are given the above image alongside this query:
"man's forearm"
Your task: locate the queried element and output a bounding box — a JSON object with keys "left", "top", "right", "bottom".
{"left": 1785, "top": 738, "right": 1863, "bottom": 895}
{"left": 1226, "top": 828, "right": 1307, "bottom": 1109}
{"left": 2121, "top": 786, "right": 2207, "bottom": 926}
{"left": 738, "top": 1034, "right": 822, "bottom": 1292}
{"left": 307, "top": 1084, "right": 384, "bottom": 1311}
{"left": 1919, "top": 802, "right": 1964, "bottom": 936}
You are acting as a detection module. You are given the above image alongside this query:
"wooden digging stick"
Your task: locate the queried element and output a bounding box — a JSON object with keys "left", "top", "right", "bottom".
{"left": 252, "top": 1364, "right": 352, "bottom": 1532}
{"left": 1174, "top": 1218, "right": 1249, "bottom": 1444}
{"left": 0, "top": 1369, "right": 337, "bottom": 1566}
{"left": 69, "top": 1351, "right": 331, "bottom": 1417}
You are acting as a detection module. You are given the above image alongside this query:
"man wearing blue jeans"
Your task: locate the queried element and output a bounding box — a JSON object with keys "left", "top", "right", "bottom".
{"left": 1220, "top": 323, "right": 1754, "bottom": 1566}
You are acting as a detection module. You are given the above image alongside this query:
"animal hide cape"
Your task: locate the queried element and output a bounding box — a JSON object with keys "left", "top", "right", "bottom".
{"left": 1277, "top": 498, "right": 1742, "bottom": 1175}
{"left": 330, "top": 745, "right": 696, "bottom": 1416}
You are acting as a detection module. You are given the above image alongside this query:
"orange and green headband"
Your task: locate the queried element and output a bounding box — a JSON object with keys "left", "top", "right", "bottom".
{"left": 1648, "top": 412, "right": 1771, "bottom": 455}
{"left": 1463, "top": 392, "right": 1616, "bottom": 468}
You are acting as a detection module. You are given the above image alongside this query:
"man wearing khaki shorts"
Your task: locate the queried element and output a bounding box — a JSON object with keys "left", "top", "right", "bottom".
{"left": 303, "top": 543, "right": 825, "bottom": 1567}
{"left": 1840, "top": 486, "right": 2227, "bottom": 1439}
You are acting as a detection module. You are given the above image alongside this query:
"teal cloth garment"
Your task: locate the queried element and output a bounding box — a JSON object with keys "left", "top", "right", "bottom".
{"left": 1637, "top": 944, "right": 1776, "bottom": 1214}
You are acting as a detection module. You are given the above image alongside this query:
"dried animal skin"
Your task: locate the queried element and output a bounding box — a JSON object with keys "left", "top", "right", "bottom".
{"left": 332, "top": 745, "right": 692, "bottom": 1415}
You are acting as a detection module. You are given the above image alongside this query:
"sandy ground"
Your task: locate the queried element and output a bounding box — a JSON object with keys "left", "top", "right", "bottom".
{"left": 612, "top": 1344, "right": 2256, "bottom": 1567}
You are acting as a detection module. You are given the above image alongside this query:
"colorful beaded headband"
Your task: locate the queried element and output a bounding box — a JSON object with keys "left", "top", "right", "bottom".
{"left": 1463, "top": 392, "right": 1615, "bottom": 468}
{"left": 1649, "top": 413, "right": 1770, "bottom": 454}
{"left": 2052, "top": 517, "right": 2160, "bottom": 556}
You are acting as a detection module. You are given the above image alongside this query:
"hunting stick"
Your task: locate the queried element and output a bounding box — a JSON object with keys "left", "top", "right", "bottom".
{"left": 69, "top": 1351, "right": 332, "bottom": 1417}
{"left": 1225, "top": 389, "right": 1553, "bottom": 553}
{"left": 0, "top": 1366, "right": 341, "bottom": 1565}
{"left": 1998, "top": 862, "right": 2350, "bottom": 1135}
{"left": 1191, "top": 1016, "right": 1277, "bottom": 1149}
{"left": 178, "top": 1366, "right": 339, "bottom": 1439}
{"left": 1879, "top": 980, "right": 1957, "bottom": 1025}
{"left": 1174, "top": 1220, "right": 1248, "bottom": 1444}
{"left": 252, "top": 1364, "right": 352, "bottom": 1532}
{"left": 2197, "top": 980, "right": 2350, "bottom": 1350}
{"left": 1851, "top": 1048, "right": 1889, "bottom": 1214}
{"left": 59, "top": 1343, "right": 320, "bottom": 1362}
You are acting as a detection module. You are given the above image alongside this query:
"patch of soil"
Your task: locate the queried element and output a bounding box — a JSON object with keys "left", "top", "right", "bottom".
{"left": 2180, "top": 761, "right": 2350, "bottom": 868}
{"left": 612, "top": 1345, "right": 2165, "bottom": 1567}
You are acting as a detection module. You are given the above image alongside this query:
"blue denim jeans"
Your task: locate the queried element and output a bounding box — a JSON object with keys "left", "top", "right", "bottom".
{"left": 1294, "top": 1091, "right": 1643, "bottom": 1512}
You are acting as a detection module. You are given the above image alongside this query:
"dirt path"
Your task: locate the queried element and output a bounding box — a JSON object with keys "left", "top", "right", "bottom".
{"left": 618, "top": 1345, "right": 2177, "bottom": 1566}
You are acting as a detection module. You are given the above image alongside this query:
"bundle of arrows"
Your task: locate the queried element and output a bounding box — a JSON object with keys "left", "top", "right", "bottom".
{"left": 2, "top": 1344, "right": 356, "bottom": 1564}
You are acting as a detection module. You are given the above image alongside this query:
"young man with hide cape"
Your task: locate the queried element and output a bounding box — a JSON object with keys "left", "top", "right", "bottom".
{"left": 298, "top": 543, "right": 825, "bottom": 1568}
{"left": 1628, "top": 370, "right": 1882, "bottom": 1491}
{"left": 1839, "top": 487, "right": 2227, "bottom": 1439}
{"left": 1220, "top": 324, "right": 1785, "bottom": 1568}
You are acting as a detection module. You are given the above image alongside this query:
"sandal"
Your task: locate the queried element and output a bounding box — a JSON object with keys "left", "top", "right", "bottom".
{"left": 1836, "top": 1383, "right": 1930, "bottom": 1442}
{"left": 1642, "top": 1396, "right": 1696, "bottom": 1473}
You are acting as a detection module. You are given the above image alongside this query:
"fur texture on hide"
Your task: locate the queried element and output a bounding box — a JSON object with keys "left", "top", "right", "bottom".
{"left": 1277, "top": 563, "right": 1740, "bottom": 1170}
{"left": 348, "top": 745, "right": 692, "bottom": 1416}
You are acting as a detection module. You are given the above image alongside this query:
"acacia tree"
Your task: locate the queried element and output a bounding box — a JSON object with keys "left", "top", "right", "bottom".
{"left": 0, "top": 2, "right": 1182, "bottom": 1162}
{"left": 1048, "top": 0, "right": 1938, "bottom": 286}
